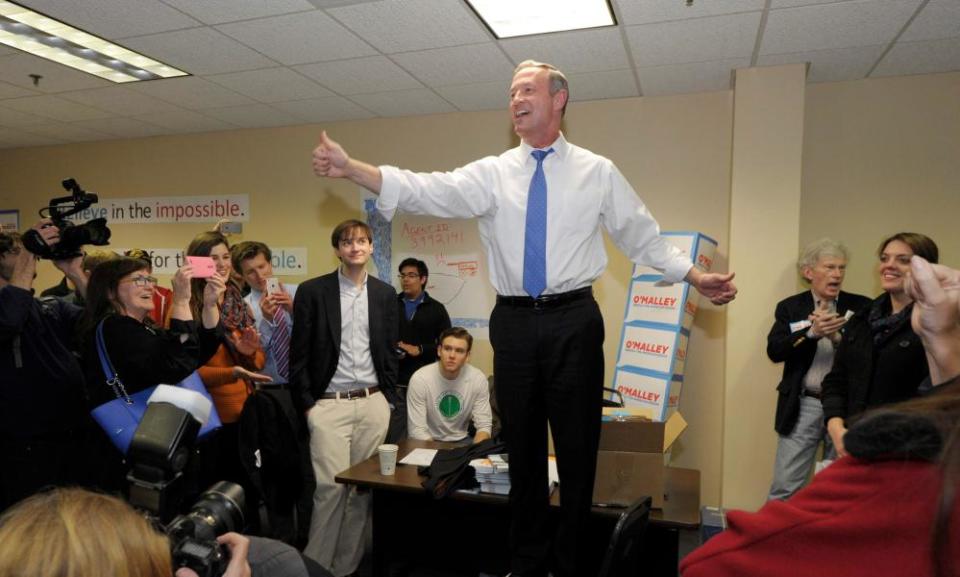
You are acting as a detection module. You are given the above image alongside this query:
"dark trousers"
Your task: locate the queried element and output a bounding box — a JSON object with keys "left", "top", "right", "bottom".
{"left": 490, "top": 296, "right": 605, "bottom": 577}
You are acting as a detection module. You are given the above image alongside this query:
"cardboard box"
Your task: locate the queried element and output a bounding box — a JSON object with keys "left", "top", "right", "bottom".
{"left": 592, "top": 411, "right": 687, "bottom": 509}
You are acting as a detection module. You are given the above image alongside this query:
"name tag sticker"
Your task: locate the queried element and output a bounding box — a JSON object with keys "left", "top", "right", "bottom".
{"left": 789, "top": 320, "right": 812, "bottom": 333}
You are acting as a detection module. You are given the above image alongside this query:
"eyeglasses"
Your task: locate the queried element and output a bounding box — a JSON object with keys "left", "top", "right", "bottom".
{"left": 398, "top": 273, "right": 422, "bottom": 280}
{"left": 123, "top": 275, "right": 158, "bottom": 288}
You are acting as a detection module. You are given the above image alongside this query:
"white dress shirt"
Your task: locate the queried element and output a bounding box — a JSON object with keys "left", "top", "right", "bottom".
{"left": 329, "top": 269, "right": 378, "bottom": 392}
{"left": 378, "top": 133, "right": 691, "bottom": 296}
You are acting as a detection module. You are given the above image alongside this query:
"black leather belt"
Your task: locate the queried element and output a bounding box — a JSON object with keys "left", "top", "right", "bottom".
{"left": 320, "top": 385, "right": 380, "bottom": 400}
{"left": 496, "top": 287, "right": 592, "bottom": 310}
{"left": 802, "top": 389, "right": 822, "bottom": 400}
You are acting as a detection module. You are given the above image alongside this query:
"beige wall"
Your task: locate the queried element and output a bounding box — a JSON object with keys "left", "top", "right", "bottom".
{"left": 801, "top": 71, "right": 960, "bottom": 292}
{"left": 1, "top": 69, "right": 957, "bottom": 511}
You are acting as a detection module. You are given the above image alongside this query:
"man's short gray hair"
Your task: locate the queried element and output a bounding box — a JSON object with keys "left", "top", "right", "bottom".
{"left": 514, "top": 60, "right": 569, "bottom": 115}
{"left": 797, "top": 238, "right": 849, "bottom": 275}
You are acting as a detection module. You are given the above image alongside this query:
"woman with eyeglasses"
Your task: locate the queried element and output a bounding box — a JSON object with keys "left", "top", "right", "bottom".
{"left": 79, "top": 256, "right": 224, "bottom": 491}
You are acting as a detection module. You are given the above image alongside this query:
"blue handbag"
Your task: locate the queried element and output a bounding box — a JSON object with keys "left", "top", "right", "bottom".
{"left": 89, "top": 319, "right": 222, "bottom": 454}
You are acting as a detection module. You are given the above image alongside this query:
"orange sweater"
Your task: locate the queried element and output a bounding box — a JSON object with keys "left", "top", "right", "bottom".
{"left": 198, "top": 343, "right": 265, "bottom": 423}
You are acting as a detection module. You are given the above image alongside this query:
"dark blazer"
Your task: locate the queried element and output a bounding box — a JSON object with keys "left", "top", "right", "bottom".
{"left": 397, "top": 291, "right": 451, "bottom": 385}
{"left": 767, "top": 290, "right": 871, "bottom": 435}
{"left": 289, "top": 270, "right": 399, "bottom": 416}
{"left": 821, "top": 294, "right": 929, "bottom": 425}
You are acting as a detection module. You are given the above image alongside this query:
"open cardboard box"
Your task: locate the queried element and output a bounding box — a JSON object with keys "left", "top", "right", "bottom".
{"left": 592, "top": 409, "right": 687, "bottom": 509}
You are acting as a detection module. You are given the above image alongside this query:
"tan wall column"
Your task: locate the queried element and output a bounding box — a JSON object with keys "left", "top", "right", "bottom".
{"left": 723, "top": 64, "right": 807, "bottom": 511}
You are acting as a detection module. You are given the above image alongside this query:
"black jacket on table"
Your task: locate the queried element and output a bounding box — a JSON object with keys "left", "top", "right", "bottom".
{"left": 289, "top": 270, "right": 399, "bottom": 416}
{"left": 767, "top": 290, "right": 871, "bottom": 435}
{"left": 81, "top": 314, "right": 221, "bottom": 408}
{"left": 821, "top": 293, "right": 930, "bottom": 426}
{"left": 397, "top": 291, "right": 451, "bottom": 385}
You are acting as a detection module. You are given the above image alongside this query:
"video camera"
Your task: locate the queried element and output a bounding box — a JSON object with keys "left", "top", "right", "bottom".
{"left": 126, "top": 400, "right": 245, "bottom": 577}
{"left": 22, "top": 178, "right": 111, "bottom": 259}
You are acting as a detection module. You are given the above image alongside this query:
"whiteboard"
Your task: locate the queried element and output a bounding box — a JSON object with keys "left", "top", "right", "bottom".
{"left": 366, "top": 200, "right": 494, "bottom": 338}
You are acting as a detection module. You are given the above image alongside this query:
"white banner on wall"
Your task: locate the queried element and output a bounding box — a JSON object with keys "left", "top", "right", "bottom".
{"left": 63, "top": 195, "right": 250, "bottom": 224}
{"left": 114, "top": 247, "right": 307, "bottom": 276}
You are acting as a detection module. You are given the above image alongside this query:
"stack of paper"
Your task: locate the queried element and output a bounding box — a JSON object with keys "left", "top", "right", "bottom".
{"left": 471, "top": 453, "right": 510, "bottom": 495}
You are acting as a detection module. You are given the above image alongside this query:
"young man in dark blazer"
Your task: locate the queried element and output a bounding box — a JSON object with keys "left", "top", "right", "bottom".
{"left": 290, "top": 219, "right": 398, "bottom": 575}
{"left": 766, "top": 239, "right": 870, "bottom": 500}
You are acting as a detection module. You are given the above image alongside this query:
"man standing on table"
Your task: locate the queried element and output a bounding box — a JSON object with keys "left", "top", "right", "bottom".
{"left": 311, "top": 60, "right": 737, "bottom": 577}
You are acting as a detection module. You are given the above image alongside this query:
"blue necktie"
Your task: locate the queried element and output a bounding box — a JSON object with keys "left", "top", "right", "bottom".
{"left": 523, "top": 148, "right": 553, "bottom": 298}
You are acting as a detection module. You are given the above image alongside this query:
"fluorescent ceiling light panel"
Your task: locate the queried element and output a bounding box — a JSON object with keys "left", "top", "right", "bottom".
{"left": 0, "top": 0, "right": 188, "bottom": 83}
{"left": 466, "top": 0, "right": 616, "bottom": 39}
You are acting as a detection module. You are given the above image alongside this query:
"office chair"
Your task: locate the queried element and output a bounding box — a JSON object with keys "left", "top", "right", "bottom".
{"left": 602, "top": 387, "right": 625, "bottom": 408}
{"left": 596, "top": 495, "right": 653, "bottom": 577}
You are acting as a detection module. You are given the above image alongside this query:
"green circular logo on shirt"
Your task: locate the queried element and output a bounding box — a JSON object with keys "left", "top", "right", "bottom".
{"left": 437, "top": 392, "right": 462, "bottom": 419}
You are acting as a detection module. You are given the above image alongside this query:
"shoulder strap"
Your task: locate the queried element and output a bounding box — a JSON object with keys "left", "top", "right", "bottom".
{"left": 96, "top": 318, "right": 132, "bottom": 404}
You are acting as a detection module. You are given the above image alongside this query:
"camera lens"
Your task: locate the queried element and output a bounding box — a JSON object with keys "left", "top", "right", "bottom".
{"left": 189, "top": 481, "right": 245, "bottom": 536}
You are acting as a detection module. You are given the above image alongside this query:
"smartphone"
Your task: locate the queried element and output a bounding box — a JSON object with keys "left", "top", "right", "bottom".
{"left": 186, "top": 256, "right": 216, "bottom": 278}
{"left": 265, "top": 277, "right": 281, "bottom": 294}
{"left": 220, "top": 221, "right": 242, "bottom": 234}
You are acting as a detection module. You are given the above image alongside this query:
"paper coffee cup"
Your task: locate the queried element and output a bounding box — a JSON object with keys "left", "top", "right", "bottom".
{"left": 378, "top": 443, "right": 399, "bottom": 475}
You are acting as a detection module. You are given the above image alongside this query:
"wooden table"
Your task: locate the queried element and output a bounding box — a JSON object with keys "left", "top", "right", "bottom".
{"left": 336, "top": 439, "right": 700, "bottom": 576}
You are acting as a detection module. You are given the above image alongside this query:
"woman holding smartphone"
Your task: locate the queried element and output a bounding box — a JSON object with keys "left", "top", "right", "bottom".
{"left": 185, "top": 232, "right": 269, "bottom": 519}
{"left": 80, "top": 256, "right": 223, "bottom": 490}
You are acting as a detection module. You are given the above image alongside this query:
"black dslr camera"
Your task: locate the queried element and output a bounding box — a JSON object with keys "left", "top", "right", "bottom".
{"left": 126, "top": 401, "right": 245, "bottom": 577}
{"left": 166, "top": 482, "right": 246, "bottom": 577}
{"left": 22, "top": 178, "right": 111, "bottom": 259}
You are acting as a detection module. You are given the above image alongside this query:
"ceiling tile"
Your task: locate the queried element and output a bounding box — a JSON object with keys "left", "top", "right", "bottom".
{"left": 0, "top": 127, "right": 65, "bottom": 148}
{"left": 295, "top": 56, "right": 423, "bottom": 95}
{"left": 70, "top": 116, "right": 174, "bottom": 138}
{"left": 58, "top": 86, "right": 182, "bottom": 116}
{"left": 626, "top": 12, "right": 761, "bottom": 67}
{"left": 201, "top": 103, "right": 304, "bottom": 128}
{"left": 0, "top": 81, "right": 39, "bottom": 99}
{"left": 348, "top": 89, "right": 456, "bottom": 117}
{"left": 328, "top": 0, "right": 490, "bottom": 53}
{"left": 133, "top": 109, "right": 239, "bottom": 132}
{"left": 769, "top": 0, "right": 859, "bottom": 7}
{"left": 304, "top": 0, "right": 380, "bottom": 7}
{"left": 206, "top": 68, "right": 334, "bottom": 102}
{"left": 18, "top": 0, "right": 200, "bottom": 40}
{"left": 638, "top": 58, "right": 747, "bottom": 96}
{"left": 616, "top": 0, "right": 765, "bottom": 25}
{"left": 757, "top": 45, "right": 885, "bottom": 82}
{"left": 762, "top": 0, "right": 923, "bottom": 55}
{"left": 392, "top": 44, "right": 514, "bottom": 88}
{"left": 217, "top": 11, "right": 376, "bottom": 65}
{"left": 900, "top": 0, "right": 960, "bottom": 43}
{"left": 20, "top": 122, "right": 112, "bottom": 142}
{"left": 2, "top": 95, "right": 115, "bottom": 122}
{"left": 121, "top": 28, "right": 277, "bottom": 75}
{"left": 566, "top": 69, "right": 640, "bottom": 101}
{"left": 500, "top": 28, "right": 631, "bottom": 74}
{"left": 0, "top": 105, "right": 48, "bottom": 127}
{"left": 435, "top": 81, "right": 509, "bottom": 111}
{"left": 129, "top": 77, "right": 255, "bottom": 110}
{"left": 872, "top": 37, "right": 960, "bottom": 77}
{"left": 272, "top": 96, "right": 375, "bottom": 122}
{"left": 159, "top": 0, "right": 315, "bottom": 25}
{"left": 0, "top": 54, "right": 113, "bottom": 94}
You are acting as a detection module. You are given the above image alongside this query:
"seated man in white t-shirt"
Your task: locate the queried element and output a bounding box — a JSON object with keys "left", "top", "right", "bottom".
{"left": 407, "top": 327, "right": 492, "bottom": 443}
